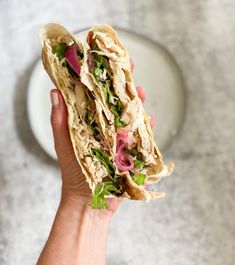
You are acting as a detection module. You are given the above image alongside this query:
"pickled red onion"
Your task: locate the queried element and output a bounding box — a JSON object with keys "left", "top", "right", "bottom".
{"left": 116, "top": 130, "right": 134, "bottom": 172}
{"left": 65, "top": 44, "right": 81, "bottom": 76}
{"left": 116, "top": 129, "right": 133, "bottom": 153}
{"left": 115, "top": 151, "right": 134, "bottom": 172}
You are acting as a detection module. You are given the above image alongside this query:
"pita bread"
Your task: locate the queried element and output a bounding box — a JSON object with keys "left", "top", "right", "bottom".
{"left": 40, "top": 23, "right": 174, "bottom": 203}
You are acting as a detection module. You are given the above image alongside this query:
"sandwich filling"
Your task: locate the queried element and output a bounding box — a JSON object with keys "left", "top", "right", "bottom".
{"left": 51, "top": 38, "right": 153, "bottom": 208}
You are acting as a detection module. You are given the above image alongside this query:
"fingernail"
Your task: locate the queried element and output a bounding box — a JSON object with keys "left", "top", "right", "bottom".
{"left": 136, "top": 86, "right": 145, "bottom": 102}
{"left": 50, "top": 91, "right": 59, "bottom": 107}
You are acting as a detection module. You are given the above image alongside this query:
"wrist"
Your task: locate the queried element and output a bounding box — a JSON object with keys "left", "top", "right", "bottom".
{"left": 60, "top": 192, "right": 113, "bottom": 222}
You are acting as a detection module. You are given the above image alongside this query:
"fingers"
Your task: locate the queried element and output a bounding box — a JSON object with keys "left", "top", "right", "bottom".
{"left": 149, "top": 115, "right": 155, "bottom": 128}
{"left": 130, "top": 58, "right": 135, "bottom": 73}
{"left": 50, "top": 89, "right": 76, "bottom": 164}
{"left": 136, "top": 86, "right": 146, "bottom": 102}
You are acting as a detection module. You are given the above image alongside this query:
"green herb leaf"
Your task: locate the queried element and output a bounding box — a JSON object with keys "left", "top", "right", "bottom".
{"left": 104, "top": 80, "right": 113, "bottom": 102}
{"left": 100, "top": 82, "right": 126, "bottom": 128}
{"left": 91, "top": 181, "right": 119, "bottom": 209}
{"left": 134, "top": 159, "right": 146, "bottom": 170}
{"left": 92, "top": 53, "right": 111, "bottom": 83}
{"left": 114, "top": 117, "right": 126, "bottom": 128}
{"left": 94, "top": 67, "right": 102, "bottom": 80}
{"left": 92, "top": 148, "right": 115, "bottom": 178}
{"left": 53, "top": 42, "right": 67, "bottom": 60}
{"left": 110, "top": 99, "right": 122, "bottom": 115}
{"left": 94, "top": 53, "right": 111, "bottom": 72}
{"left": 101, "top": 82, "right": 109, "bottom": 102}
{"left": 110, "top": 100, "right": 126, "bottom": 128}
{"left": 134, "top": 173, "right": 147, "bottom": 185}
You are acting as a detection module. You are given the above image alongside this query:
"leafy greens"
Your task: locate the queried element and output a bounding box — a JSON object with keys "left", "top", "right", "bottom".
{"left": 92, "top": 148, "right": 115, "bottom": 178}
{"left": 91, "top": 53, "right": 125, "bottom": 128}
{"left": 53, "top": 42, "right": 67, "bottom": 60}
{"left": 91, "top": 148, "right": 123, "bottom": 209}
{"left": 133, "top": 173, "right": 147, "bottom": 185}
{"left": 134, "top": 159, "right": 146, "bottom": 170}
{"left": 91, "top": 181, "right": 120, "bottom": 209}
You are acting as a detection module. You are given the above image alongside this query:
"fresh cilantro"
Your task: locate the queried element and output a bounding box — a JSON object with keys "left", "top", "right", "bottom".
{"left": 133, "top": 173, "right": 147, "bottom": 185}
{"left": 92, "top": 148, "right": 115, "bottom": 178}
{"left": 91, "top": 181, "right": 120, "bottom": 209}
{"left": 134, "top": 159, "right": 146, "bottom": 170}
{"left": 53, "top": 42, "right": 67, "bottom": 60}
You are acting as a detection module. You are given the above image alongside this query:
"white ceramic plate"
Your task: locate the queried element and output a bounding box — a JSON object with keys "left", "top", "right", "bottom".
{"left": 27, "top": 29, "right": 185, "bottom": 160}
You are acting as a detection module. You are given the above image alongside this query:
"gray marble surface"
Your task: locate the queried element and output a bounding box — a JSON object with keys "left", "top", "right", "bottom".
{"left": 0, "top": 0, "right": 235, "bottom": 264}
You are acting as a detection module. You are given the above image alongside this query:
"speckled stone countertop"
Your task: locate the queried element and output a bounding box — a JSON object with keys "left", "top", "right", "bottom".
{"left": 0, "top": 0, "right": 235, "bottom": 264}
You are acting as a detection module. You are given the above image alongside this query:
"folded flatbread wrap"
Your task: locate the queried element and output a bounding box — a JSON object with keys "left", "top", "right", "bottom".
{"left": 40, "top": 23, "right": 174, "bottom": 209}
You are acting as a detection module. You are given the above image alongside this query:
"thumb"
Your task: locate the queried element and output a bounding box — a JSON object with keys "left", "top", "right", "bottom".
{"left": 50, "top": 89, "right": 76, "bottom": 166}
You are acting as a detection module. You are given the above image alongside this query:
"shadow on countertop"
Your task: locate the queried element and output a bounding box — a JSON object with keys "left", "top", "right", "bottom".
{"left": 13, "top": 59, "right": 58, "bottom": 168}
